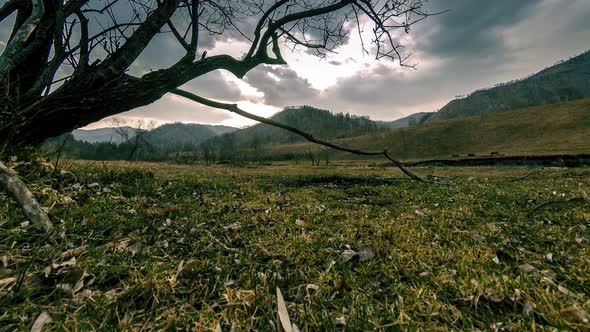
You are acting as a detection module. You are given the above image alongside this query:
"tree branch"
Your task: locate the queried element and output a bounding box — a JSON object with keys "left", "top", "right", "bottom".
{"left": 166, "top": 19, "right": 191, "bottom": 53}
{"left": 170, "top": 88, "right": 425, "bottom": 182}
{"left": 255, "top": 0, "right": 354, "bottom": 58}
{"left": 0, "top": 0, "right": 24, "bottom": 23}
{"left": 75, "top": 9, "right": 90, "bottom": 72}
{"left": 188, "top": 0, "right": 200, "bottom": 55}
{"left": 246, "top": 0, "right": 290, "bottom": 59}
{"left": 94, "top": 0, "right": 179, "bottom": 81}
{"left": 0, "top": 161, "right": 54, "bottom": 233}
{"left": 0, "top": 0, "right": 45, "bottom": 77}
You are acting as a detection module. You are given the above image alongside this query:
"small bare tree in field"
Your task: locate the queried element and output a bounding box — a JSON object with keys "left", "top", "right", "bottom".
{"left": 111, "top": 118, "right": 156, "bottom": 161}
{"left": 0, "top": 0, "right": 436, "bottom": 230}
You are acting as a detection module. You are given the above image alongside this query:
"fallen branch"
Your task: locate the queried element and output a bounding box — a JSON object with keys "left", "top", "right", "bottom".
{"left": 528, "top": 197, "right": 588, "bottom": 220}
{"left": 0, "top": 161, "right": 53, "bottom": 232}
{"left": 170, "top": 88, "right": 425, "bottom": 182}
{"left": 510, "top": 169, "right": 536, "bottom": 182}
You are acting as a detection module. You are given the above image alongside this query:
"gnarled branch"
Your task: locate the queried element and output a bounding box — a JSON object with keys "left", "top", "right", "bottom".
{"left": 170, "top": 88, "right": 425, "bottom": 182}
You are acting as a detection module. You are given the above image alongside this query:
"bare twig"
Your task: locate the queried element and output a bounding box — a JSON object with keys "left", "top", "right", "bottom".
{"left": 170, "top": 88, "right": 425, "bottom": 182}
{"left": 53, "top": 131, "right": 73, "bottom": 173}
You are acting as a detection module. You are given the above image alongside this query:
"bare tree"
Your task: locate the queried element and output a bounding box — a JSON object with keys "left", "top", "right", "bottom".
{"left": 0, "top": 0, "right": 435, "bottom": 147}
{"left": 111, "top": 118, "right": 156, "bottom": 161}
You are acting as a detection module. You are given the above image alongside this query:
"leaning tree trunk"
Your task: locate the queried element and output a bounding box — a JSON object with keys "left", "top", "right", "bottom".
{"left": 1, "top": 73, "right": 169, "bottom": 147}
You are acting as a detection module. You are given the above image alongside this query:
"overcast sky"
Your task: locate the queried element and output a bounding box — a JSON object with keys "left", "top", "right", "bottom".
{"left": 2, "top": 0, "right": 589, "bottom": 129}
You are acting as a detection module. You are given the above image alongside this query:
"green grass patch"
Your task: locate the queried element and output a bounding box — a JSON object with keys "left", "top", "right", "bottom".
{"left": 1, "top": 161, "right": 589, "bottom": 330}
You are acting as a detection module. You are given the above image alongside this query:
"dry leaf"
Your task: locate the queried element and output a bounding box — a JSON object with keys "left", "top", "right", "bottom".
{"left": 59, "top": 245, "right": 88, "bottom": 260}
{"left": 545, "top": 253, "right": 555, "bottom": 263}
{"left": 415, "top": 210, "right": 427, "bottom": 217}
{"left": 341, "top": 249, "right": 358, "bottom": 263}
{"left": 215, "top": 323, "right": 223, "bottom": 332}
{"left": 519, "top": 263, "right": 536, "bottom": 274}
{"left": 306, "top": 284, "right": 319, "bottom": 291}
{"left": 276, "top": 287, "right": 293, "bottom": 332}
{"left": 31, "top": 312, "right": 52, "bottom": 332}
{"left": 0, "top": 276, "right": 16, "bottom": 287}
{"left": 295, "top": 219, "right": 311, "bottom": 228}
{"left": 561, "top": 305, "right": 590, "bottom": 324}
{"left": 357, "top": 245, "right": 374, "bottom": 262}
{"left": 224, "top": 280, "right": 239, "bottom": 288}
{"left": 522, "top": 302, "right": 535, "bottom": 316}
{"left": 557, "top": 285, "right": 582, "bottom": 299}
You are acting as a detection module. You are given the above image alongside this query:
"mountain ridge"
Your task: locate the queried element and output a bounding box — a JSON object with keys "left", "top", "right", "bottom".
{"left": 427, "top": 50, "right": 590, "bottom": 122}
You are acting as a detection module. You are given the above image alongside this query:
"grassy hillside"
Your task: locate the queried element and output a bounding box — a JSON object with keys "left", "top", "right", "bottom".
{"left": 427, "top": 50, "right": 590, "bottom": 122}
{"left": 265, "top": 98, "right": 590, "bottom": 161}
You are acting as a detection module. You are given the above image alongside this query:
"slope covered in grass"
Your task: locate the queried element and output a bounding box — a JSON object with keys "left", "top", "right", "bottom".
{"left": 266, "top": 98, "right": 590, "bottom": 161}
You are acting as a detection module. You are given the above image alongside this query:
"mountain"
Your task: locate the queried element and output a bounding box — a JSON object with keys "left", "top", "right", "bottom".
{"left": 72, "top": 126, "right": 137, "bottom": 144}
{"left": 144, "top": 123, "right": 237, "bottom": 152}
{"left": 427, "top": 50, "right": 590, "bottom": 122}
{"left": 206, "top": 125, "right": 238, "bottom": 135}
{"left": 213, "top": 106, "right": 381, "bottom": 149}
{"left": 377, "top": 112, "right": 434, "bottom": 128}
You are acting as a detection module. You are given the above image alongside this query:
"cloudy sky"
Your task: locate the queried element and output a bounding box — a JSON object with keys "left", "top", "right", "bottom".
{"left": 2, "top": 0, "right": 589, "bottom": 129}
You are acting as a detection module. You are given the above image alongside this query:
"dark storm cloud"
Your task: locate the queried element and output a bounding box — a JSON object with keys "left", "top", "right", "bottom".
{"left": 417, "top": 0, "right": 541, "bottom": 59}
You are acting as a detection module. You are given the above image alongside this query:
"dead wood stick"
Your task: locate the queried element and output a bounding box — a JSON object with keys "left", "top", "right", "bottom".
{"left": 510, "top": 169, "right": 537, "bottom": 182}
{"left": 171, "top": 88, "right": 425, "bottom": 182}
{"left": 0, "top": 161, "right": 53, "bottom": 232}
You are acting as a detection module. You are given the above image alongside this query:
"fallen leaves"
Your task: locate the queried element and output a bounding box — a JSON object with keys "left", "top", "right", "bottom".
{"left": 340, "top": 245, "right": 375, "bottom": 263}
{"left": 31, "top": 312, "right": 52, "bottom": 332}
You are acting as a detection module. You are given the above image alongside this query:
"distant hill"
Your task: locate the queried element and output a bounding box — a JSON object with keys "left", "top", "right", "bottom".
{"left": 377, "top": 112, "right": 434, "bottom": 128}
{"left": 206, "top": 125, "right": 238, "bottom": 136}
{"left": 215, "top": 106, "right": 381, "bottom": 148}
{"left": 263, "top": 98, "right": 590, "bottom": 161}
{"left": 72, "top": 126, "right": 137, "bottom": 144}
{"left": 144, "top": 123, "right": 237, "bottom": 153}
{"left": 44, "top": 123, "right": 238, "bottom": 160}
{"left": 427, "top": 50, "right": 590, "bottom": 122}
{"left": 73, "top": 123, "right": 237, "bottom": 145}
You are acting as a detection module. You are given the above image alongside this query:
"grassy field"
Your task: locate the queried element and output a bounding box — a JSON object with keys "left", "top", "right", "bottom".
{"left": 1, "top": 160, "right": 589, "bottom": 330}
{"left": 265, "top": 98, "right": 590, "bottom": 162}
